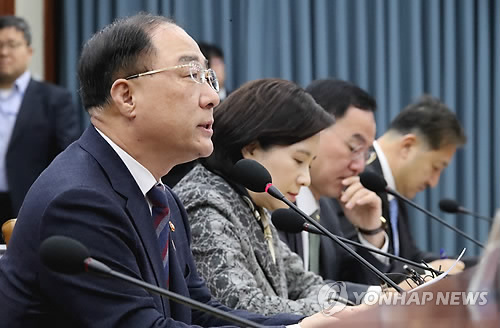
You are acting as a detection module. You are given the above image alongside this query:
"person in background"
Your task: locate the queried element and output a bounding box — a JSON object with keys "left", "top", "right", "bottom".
{"left": 198, "top": 42, "right": 229, "bottom": 101}
{"left": 175, "top": 78, "right": 375, "bottom": 316}
{"left": 279, "top": 80, "right": 464, "bottom": 287}
{"left": 0, "top": 16, "right": 79, "bottom": 236}
{"left": 342, "top": 95, "right": 468, "bottom": 275}
{"left": 280, "top": 79, "right": 395, "bottom": 285}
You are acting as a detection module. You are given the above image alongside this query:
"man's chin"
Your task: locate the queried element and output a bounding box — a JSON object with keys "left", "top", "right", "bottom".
{"left": 329, "top": 184, "right": 344, "bottom": 199}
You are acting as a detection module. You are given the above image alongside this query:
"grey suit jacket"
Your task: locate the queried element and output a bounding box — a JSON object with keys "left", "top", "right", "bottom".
{"left": 176, "top": 164, "right": 369, "bottom": 314}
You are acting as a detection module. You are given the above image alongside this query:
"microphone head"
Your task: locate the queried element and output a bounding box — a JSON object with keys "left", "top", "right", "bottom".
{"left": 271, "top": 208, "right": 305, "bottom": 233}
{"left": 359, "top": 171, "right": 388, "bottom": 193}
{"left": 40, "top": 235, "right": 90, "bottom": 274}
{"left": 439, "top": 198, "right": 461, "bottom": 213}
{"left": 230, "top": 159, "right": 272, "bottom": 192}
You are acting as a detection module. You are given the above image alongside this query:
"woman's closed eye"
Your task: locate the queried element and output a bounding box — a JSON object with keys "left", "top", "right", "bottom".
{"left": 294, "top": 158, "right": 304, "bottom": 165}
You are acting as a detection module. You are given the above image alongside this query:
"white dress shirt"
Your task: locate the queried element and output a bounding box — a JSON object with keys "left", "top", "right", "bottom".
{"left": 96, "top": 128, "right": 160, "bottom": 213}
{"left": 296, "top": 186, "right": 319, "bottom": 271}
{"left": 296, "top": 187, "right": 382, "bottom": 297}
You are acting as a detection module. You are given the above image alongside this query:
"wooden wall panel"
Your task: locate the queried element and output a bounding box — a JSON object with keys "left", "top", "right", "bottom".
{"left": 0, "top": 0, "right": 15, "bottom": 15}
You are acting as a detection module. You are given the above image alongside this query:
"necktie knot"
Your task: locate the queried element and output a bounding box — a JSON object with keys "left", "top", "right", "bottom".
{"left": 311, "top": 209, "right": 320, "bottom": 221}
{"left": 147, "top": 184, "right": 169, "bottom": 209}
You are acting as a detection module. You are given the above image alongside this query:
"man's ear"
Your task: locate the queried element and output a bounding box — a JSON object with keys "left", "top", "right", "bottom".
{"left": 110, "top": 78, "right": 136, "bottom": 118}
{"left": 399, "top": 133, "right": 418, "bottom": 159}
{"left": 241, "top": 141, "right": 261, "bottom": 159}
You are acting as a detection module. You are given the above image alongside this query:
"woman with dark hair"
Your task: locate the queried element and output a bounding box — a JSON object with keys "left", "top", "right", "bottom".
{"left": 175, "top": 78, "right": 367, "bottom": 316}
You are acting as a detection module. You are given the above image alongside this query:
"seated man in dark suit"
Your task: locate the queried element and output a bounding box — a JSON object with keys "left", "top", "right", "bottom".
{"left": 0, "top": 16, "right": 79, "bottom": 235}
{"left": 278, "top": 81, "right": 465, "bottom": 286}
{"left": 279, "top": 79, "right": 392, "bottom": 286}
{"left": 347, "top": 95, "right": 469, "bottom": 274}
{"left": 0, "top": 13, "right": 341, "bottom": 328}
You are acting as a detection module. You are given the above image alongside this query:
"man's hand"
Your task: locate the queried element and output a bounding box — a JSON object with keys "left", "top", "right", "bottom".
{"left": 339, "top": 176, "right": 382, "bottom": 228}
{"left": 339, "top": 176, "right": 384, "bottom": 247}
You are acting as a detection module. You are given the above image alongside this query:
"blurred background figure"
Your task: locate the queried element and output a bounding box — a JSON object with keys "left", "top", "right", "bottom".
{"left": 198, "top": 41, "right": 229, "bottom": 101}
{"left": 0, "top": 16, "right": 78, "bottom": 239}
{"left": 345, "top": 95, "right": 471, "bottom": 272}
{"left": 279, "top": 79, "right": 387, "bottom": 285}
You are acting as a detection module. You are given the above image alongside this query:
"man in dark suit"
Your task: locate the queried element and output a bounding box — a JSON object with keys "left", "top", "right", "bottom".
{"left": 279, "top": 79, "right": 391, "bottom": 286}
{"left": 0, "top": 16, "right": 79, "bottom": 233}
{"left": 350, "top": 95, "right": 468, "bottom": 274}
{"left": 0, "top": 13, "right": 340, "bottom": 328}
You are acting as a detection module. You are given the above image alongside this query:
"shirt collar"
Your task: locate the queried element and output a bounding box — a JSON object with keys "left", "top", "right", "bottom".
{"left": 372, "top": 140, "right": 396, "bottom": 201}
{"left": 95, "top": 127, "right": 159, "bottom": 195}
{"left": 15, "top": 70, "right": 31, "bottom": 94}
{"left": 296, "top": 186, "right": 319, "bottom": 216}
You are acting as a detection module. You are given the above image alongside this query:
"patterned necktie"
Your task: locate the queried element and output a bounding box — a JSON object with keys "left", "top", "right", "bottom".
{"left": 147, "top": 184, "right": 171, "bottom": 287}
{"left": 258, "top": 208, "right": 276, "bottom": 264}
{"left": 389, "top": 198, "right": 400, "bottom": 257}
{"left": 308, "top": 209, "right": 321, "bottom": 274}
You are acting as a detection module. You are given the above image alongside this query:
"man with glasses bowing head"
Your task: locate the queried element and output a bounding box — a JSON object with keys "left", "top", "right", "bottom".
{"left": 279, "top": 79, "right": 390, "bottom": 286}
{"left": 0, "top": 13, "right": 348, "bottom": 328}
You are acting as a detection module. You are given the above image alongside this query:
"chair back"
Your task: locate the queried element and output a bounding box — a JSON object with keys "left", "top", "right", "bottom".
{"left": 2, "top": 219, "right": 17, "bottom": 245}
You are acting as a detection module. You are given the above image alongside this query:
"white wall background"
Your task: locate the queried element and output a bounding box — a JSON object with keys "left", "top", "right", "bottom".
{"left": 15, "top": 0, "right": 44, "bottom": 80}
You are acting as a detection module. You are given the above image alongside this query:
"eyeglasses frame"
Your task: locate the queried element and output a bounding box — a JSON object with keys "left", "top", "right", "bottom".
{"left": 124, "top": 61, "right": 219, "bottom": 92}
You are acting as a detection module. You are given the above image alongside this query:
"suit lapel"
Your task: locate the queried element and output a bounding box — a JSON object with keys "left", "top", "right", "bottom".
{"left": 8, "top": 79, "right": 38, "bottom": 150}
{"left": 78, "top": 126, "right": 168, "bottom": 312}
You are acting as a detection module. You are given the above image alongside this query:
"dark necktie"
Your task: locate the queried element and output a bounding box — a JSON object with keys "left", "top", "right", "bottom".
{"left": 147, "top": 184, "right": 171, "bottom": 287}
{"left": 389, "top": 198, "right": 400, "bottom": 256}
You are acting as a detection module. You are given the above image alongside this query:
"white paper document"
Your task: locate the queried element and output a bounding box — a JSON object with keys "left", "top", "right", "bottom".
{"left": 409, "top": 247, "right": 467, "bottom": 293}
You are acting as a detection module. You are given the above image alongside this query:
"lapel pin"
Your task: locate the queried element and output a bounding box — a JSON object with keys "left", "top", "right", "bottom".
{"left": 169, "top": 221, "right": 175, "bottom": 232}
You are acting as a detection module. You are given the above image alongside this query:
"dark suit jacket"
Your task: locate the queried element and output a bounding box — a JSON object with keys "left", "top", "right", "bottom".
{"left": 278, "top": 197, "right": 379, "bottom": 300}
{"left": 363, "top": 157, "right": 437, "bottom": 264}
{"left": 335, "top": 155, "right": 437, "bottom": 283}
{"left": 5, "top": 78, "right": 79, "bottom": 215}
{"left": 0, "top": 126, "right": 300, "bottom": 328}
{"left": 361, "top": 156, "right": 477, "bottom": 270}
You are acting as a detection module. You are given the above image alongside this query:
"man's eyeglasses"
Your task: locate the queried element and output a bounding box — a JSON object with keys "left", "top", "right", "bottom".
{"left": 333, "top": 130, "right": 374, "bottom": 162}
{"left": 125, "top": 61, "right": 219, "bottom": 93}
{"left": 0, "top": 41, "right": 26, "bottom": 51}
{"left": 344, "top": 141, "right": 375, "bottom": 162}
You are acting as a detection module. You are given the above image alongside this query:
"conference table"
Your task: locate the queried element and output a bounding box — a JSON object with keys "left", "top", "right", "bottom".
{"left": 334, "top": 267, "right": 499, "bottom": 327}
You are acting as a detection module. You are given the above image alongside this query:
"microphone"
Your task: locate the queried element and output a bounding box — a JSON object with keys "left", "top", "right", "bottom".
{"left": 272, "top": 208, "right": 323, "bottom": 235}
{"left": 439, "top": 198, "right": 493, "bottom": 223}
{"left": 359, "top": 171, "right": 484, "bottom": 249}
{"left": 231, "top": 159, "right": 404, "bottom": 293}
{"left": 271, "top": 208, "right": 441, "bottom": 275}
{"left": 39, "top": 236, "right": 263, "bottom": 328}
